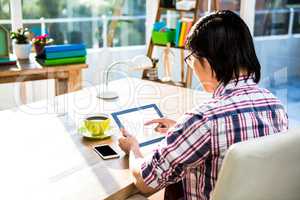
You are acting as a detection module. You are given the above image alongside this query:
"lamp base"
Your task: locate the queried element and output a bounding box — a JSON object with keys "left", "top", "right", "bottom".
{"left": 97, "top": 91, "right": 119, "bottom": 100}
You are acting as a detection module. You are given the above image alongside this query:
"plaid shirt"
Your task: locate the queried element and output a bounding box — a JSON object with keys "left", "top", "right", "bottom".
{"left": 141, "top": 76, "right": 288, "bottom": 200}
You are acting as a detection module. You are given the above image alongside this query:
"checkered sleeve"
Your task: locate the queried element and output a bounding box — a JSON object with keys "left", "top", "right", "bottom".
{"left": 140, "top": 112, "right": 211, "bottom": 189}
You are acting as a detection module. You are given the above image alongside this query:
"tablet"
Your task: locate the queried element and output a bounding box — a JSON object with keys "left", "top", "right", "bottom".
{"left": 111, "top": 104, "right": 165, "bottom": 147}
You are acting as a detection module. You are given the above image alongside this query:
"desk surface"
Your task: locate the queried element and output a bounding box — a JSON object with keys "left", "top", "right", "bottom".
{"left": 0, "top": 78, "right": 211, "bottom": 200}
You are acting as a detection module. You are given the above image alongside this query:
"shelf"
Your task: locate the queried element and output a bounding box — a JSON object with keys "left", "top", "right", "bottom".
{"left": 160, "top": 7, "right": 195, "bottom": 13}
{"left": 142, "top": 77, "right": 186, "bottom": 88}
{"left": 153, "top": 43, "right": 187, "bottom": 50}
{"left": 144, "top": 1, "right": 201, "bottom": 88}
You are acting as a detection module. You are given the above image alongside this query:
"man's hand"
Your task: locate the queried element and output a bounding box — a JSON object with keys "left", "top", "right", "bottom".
{"left": 118, "top": 128, "right": 139, "bottom": 154}
{"left": 118, "top": 129, "right": 157, "bottom": 195}
{"left": 144, "top": 118, "right": 176, "bottom": 134}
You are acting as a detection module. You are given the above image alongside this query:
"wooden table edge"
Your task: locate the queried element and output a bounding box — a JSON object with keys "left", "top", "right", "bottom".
{"left": 0, "top": 63, "right": 88, "bottom": 77}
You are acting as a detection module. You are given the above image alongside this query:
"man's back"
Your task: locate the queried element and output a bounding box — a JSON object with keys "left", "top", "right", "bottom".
{"left": 141, "top": 77, "right": 288, "bottom": 200}
{"left": 188, "top": 76, "right": 289, "bottom": 199}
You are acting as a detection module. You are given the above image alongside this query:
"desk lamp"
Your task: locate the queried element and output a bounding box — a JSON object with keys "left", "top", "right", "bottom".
{"left": 97, "top": 55, "right": 153, "bottom": 100}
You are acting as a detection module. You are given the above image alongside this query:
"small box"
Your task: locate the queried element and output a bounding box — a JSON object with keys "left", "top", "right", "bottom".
{"left": 152, "top": 29, "right": 175, "bottom": 45}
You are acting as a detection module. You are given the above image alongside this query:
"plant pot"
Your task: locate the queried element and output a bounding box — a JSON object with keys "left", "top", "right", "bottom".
{"left": 152, "top": 29, "right": 176, "bottom": 45}
{"left": 13, "top": 43, "right": 31, "bottom": 59}
{"left": 34, "top": 44, "right": 45, "bottom": 56}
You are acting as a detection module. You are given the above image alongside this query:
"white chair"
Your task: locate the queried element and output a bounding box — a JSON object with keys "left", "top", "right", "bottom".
{"left": 211, "top": 129, "right": 300, "bottom": 200}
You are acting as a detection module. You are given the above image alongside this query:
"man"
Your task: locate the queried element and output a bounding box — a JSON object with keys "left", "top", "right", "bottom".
{"left": 119, "top": 10, "right": 288, "bottom": 200}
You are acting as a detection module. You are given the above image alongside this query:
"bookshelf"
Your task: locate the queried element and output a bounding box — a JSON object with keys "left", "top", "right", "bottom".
{"left": 160, "top": 7, "right": 195, "bottom": 12}
{"left": 143, "top": 0, "right": 220, "bottom": 88}
{"left": 154, "top": 43, "right": 187, "bottom": 50}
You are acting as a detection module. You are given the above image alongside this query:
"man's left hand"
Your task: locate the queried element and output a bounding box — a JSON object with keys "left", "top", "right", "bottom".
{"left": 118, "top": 128, "right": 139, "bottom": 154}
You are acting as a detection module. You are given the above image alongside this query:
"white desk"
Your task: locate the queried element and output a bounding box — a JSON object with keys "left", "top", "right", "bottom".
{"left": 0, "top": 78, "right": 211, "bottom": 200}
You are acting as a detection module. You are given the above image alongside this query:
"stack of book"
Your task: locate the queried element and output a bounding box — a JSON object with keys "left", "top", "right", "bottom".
{"left": 37, "top": 44, "right": 86, "bottom": 66}
{"left": 175, "top": 18, "right": 193, "bottom": 47}
{"left": 0, "top": 57, "right": 17, "bottom": 66}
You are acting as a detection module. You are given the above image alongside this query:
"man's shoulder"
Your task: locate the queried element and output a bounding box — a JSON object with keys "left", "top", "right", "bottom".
{"left": 190, "top": 98, "right": 229, "bottom": 117}
{"left": 190, "top": 86, "right": 282, "bottom": 120}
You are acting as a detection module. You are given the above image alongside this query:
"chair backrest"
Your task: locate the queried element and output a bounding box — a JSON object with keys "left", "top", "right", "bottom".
{"left": 211, "top": 129, "right": 300, "bottom": 200}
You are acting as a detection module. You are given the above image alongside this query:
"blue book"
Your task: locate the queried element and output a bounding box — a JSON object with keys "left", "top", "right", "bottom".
{"left": 45, "top": 49, "right": 87, "bottom": 59}
{"left": 0, "top": 57, "right": 16, "bottom": 63}
{"left": 175, "top": 21, "right": 182, "bottom": 47}
{"left": 45, "top": 44, "right": 86, "bottom": 53}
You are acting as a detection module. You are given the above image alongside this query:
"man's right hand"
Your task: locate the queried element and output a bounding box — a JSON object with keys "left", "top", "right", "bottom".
{"left": 144, "top": 118, "right": 176, "bottom": 134}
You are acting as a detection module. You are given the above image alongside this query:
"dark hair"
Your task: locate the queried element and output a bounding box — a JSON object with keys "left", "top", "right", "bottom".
{"left": 186, "top": 10, "right": 261, "bottom": 85}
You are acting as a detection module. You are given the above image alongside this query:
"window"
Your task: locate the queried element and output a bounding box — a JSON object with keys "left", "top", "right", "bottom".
{"left": 293, "top": 7, "right": 300, "bottom": 33}
{"left": 218, "top": 0, "right": 240, "bottom": 12}
{"left": 0, "top": 0, "right": 10, "bottom": 19}
{"left": 288, "top": 0, "right": 300, "bottom": 33}
{"left": 253, "top": 0, "right": 300, "bottom": 128}
{"left": 254, "top": 0, "right": 300, "bottom": 36}
{"left": 0, "top": 0, "right": 11, "bottom": 31}
{"left": 21, "top": 0, "right": 146, "bottom": 48}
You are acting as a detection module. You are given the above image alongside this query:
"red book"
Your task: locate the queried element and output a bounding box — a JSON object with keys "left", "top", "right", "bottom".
{"left": 0, "top": 61, "right": 16, "bottom": 66}
{"left": 0, "top": 58, "right": 17, "bottom": 66}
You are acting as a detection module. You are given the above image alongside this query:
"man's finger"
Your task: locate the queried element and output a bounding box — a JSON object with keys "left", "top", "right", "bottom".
{"left": 144, "top": 118, "right": 164, "bottom": 126}
{"left": 118, "top": 136, "right": 125, "bottom": 144}
{"left": 155, "top": 126, "right": 168, "bottom": 134}
{"left": 120, "top": 128, "right": 131, "bottom": 137}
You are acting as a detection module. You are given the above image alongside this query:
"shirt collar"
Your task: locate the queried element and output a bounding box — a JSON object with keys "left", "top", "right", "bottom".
{"left": 213, "top": 75, "right": 257, "bottom": 98}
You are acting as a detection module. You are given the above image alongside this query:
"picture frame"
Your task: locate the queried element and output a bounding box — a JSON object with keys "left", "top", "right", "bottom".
{"left": 0, "top": 25, "right": 10, "bottom": 58}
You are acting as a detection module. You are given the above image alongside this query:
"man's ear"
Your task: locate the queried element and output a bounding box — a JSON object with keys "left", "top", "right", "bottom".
{"left": 201, "top": 58, "right": 217, "bottom": 79}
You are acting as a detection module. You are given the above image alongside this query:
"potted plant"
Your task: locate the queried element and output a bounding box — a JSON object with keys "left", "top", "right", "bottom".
{"left": 10, "top": 28, "right": 31, "bottom": 59}
{"left": 32, "top": 34, "right": 54, "bottom": 57}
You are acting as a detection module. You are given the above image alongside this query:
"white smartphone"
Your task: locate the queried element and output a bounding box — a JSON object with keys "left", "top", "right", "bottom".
{"left": 93, "top": 144, "right": 120, "bottom": 160}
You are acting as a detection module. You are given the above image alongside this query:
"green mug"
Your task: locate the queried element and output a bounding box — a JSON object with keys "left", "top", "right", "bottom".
{"left": 84, "top": 115, "right": 111, "bottom": 136}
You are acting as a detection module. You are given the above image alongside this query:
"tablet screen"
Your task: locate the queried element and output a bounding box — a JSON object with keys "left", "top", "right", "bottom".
{"left": 111, "top": 104, "right": 165, "bottom": 147}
